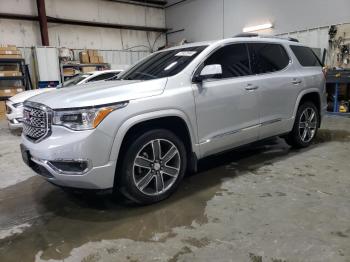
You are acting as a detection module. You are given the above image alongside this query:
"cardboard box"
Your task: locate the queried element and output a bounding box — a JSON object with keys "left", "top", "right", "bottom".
{"left": 98, "top": 56, "right": 104, "bottom": 63}
{"left": 0, "top": 50, "right": 21, "bottom": 55}
{"left": 0, "top": 46, "right": 18, "bottom": 51}
{"left": 0, "top": 71, "right": 22, "bottom": 77}
{"left": 0, "top": 54, "right": 22, "bottom": 59}
{"left": 0, "top": 101, "right": 6, "bottom": 120}
{"left": 79, "top": 51, "right": 89, "bottom": 63}
{"left": 81, "top": 67, "right": 96, "bottom": 73}
{"left": 0, "top": 87, "right": 24, "bottom": 97}
{"left": 0, "top": 101, "right": 6, "bottom": 112}
{"left": 87, "top": 49, "right": 95, "bottom": 57}
{"left": 89, "top": 56, "right": 99, "bottom": 63}
{"left": 63, "top": 68, "right": 76, "bottom": 76}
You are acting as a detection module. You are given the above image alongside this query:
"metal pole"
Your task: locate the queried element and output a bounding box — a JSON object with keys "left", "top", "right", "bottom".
{"left": 333, "top": 83, "right": 339, "bottom": 112}
{"left": 36, "top": 0, "right": 49, "bottom": 46}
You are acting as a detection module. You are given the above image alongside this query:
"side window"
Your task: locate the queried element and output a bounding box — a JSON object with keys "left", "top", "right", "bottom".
{"left": 290, "top": 45, "right": 322, "bottom": 67}
{"left": 248, "top": 43, "right": 290, "bottom": 74}
{"left": 88, "top": 73, "right": 116, "bottom": 82}
{"left": 204, "top": 43, "right": 251, "bottom": 79}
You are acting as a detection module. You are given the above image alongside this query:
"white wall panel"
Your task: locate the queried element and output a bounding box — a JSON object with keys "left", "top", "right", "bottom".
{"left": 166, "top": 0, "right": 350, "bottom": 46}
{"left": 0, "top": 0, "right": 37, "bottom": 15}
{"left": 0, "top": 0, "right": 166, "bottom": 68}
{"left": 0, "top": 19, "right": 40, "bottom": 47}
{"left": 166, "top": 0, "right": 224, "bottom": 44}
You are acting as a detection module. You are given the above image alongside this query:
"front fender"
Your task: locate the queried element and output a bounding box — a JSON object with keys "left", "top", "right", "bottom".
{"left": 108, "top": 109, "right": 199, "bottom": 162}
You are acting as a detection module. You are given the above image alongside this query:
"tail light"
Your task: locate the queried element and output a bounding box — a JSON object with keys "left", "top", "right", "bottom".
{"left": 322, "top": 67, "right": 328, "bottom": 79}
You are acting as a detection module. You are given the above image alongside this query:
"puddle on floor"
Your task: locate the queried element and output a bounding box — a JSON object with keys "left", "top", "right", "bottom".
{"left": 315, "top": 129, "right": 350, "bottom": 143}
{"left": 0, "top": 129, "right": 349, "bottom": 261}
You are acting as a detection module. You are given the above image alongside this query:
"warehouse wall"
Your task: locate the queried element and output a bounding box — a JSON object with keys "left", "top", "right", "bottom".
{"left": 0, "top": 0, "right": 166, "bottom": 67}
{"left": 166, "top": 0, "right": 350, "bottom": 45}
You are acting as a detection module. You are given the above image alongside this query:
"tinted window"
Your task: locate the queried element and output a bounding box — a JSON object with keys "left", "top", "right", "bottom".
{"left": 88, "top": 72, "right": 118, "bottom": 82}
{"left": 204, "top": 43, "right": 251, "bottom": 79}
{"left": 248, "top": 43, "right": 290, "bottom": 74}
{"left": 120, "top": 46, "right": 207, "bottom": 80}
{"left": 290, "top": 45, "right": 322, "bottom": 67}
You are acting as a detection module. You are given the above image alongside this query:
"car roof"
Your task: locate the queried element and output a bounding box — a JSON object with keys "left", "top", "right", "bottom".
{"left": 161, "top": 36, "right": 304, "bottom": 52}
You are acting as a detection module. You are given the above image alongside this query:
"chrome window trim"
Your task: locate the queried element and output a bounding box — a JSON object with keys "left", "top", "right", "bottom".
{"left": 191, "top": 41, "right": 293, "bottom": 84}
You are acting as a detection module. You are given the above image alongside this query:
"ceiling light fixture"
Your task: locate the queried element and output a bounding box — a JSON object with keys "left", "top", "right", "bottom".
{"left": 243, "top": 23, "right": 273, "bottom": 33}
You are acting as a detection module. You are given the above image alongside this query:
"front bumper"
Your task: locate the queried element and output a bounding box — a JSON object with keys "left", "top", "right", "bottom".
{"left": 6, "top": 100, "right": 23, "bottom": 129}
{"left": 8, "top": 118, "right": 23, "bottom": 129}
{"left": 21, "top": 125, "right": 117, "bottom": 189}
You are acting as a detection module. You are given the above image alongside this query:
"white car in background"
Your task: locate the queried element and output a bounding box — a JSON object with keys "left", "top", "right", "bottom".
{"left": 6, "top": 69, "right": 122, "bottom": 129}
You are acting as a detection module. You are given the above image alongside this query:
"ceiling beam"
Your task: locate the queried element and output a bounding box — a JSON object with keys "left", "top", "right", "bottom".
{"left": 108, "top": 0, "right": 167, "bottom": 8}
{"left": 0, "top": 13, "right": 168, "bottom": 33}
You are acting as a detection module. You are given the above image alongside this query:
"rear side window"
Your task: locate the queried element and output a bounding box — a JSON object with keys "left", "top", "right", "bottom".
{"left": 290, "top": 45, "right": 322, "bottom": 67}
{"left": 248, "top": 43, "right": 290, "bottom": 74}
{"left": 204, "top": 43, "right": 251, "bottom": 79}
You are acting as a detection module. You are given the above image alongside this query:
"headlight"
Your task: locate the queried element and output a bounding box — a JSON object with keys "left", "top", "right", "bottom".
{"left": 13, "top": 102, "right": 23, "bottom": 108}
{"left": 52, "top": 102, "right": 128, "bottom": 130}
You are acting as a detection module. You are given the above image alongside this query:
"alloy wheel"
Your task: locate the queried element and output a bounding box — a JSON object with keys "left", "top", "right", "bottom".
{"left": 299, "top": 107, "right": 317, "bottom": 143}
{"left": 132, "top": 139, "right": 181, "bottom": 196}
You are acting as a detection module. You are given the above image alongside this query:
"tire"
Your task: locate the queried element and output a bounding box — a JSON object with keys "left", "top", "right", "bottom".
{"left": 285, "top": 101, "right": 319, "bottom": 148}
{"left": 118, "top": 129, "right": 187, "bottom": 205}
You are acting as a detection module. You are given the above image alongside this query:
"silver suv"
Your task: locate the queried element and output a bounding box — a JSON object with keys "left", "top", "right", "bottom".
{"left": 21, "top": 36, "right": 326, "bottom": 204}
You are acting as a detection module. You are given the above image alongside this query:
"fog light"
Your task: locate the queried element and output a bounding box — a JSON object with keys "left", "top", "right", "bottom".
{"left": 48, "top": 160, "right": 90, "bottom": 174}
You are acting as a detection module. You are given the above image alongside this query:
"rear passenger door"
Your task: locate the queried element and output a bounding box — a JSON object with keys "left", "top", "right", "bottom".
{"left": 246, "top": 42, "right": 302, "bottom": 139}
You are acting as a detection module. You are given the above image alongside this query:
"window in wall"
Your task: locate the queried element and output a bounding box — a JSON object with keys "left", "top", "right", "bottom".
{"left": 290, "top": 45, "right": 323, "bottom": 67}
{"left": 204, "top": 43, "right": 251, "bottom": 79}
{"left": 248, "top": 43, "right": 290, "bottom": 74}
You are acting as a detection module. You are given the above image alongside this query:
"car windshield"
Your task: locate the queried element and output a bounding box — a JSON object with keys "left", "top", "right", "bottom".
{"left": 119, "top": 45, "right": 208, "bottom": 81}
{"left": 61, "top": 74, "right": 91, "bottom": 87}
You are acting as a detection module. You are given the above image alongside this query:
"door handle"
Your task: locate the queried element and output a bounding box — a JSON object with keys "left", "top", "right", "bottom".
{"left": 292, "top": 79, "right": 302, "bottom": 85}
{"left": 245, "top": 84, "right": 259, "bottom": 91}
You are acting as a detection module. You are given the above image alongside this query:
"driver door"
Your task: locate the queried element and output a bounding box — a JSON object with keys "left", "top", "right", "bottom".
{"left": 192, "top": 43, "right": 260, "bottom": 157}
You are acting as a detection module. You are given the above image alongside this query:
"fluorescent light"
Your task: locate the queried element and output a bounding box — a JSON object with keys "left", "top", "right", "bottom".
{"left": 243, "top": 23, "right": 273, "bottom": 33}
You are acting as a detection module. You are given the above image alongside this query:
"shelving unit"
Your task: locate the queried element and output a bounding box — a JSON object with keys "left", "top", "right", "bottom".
{"left": 59, "top": 62, "right": 110, "bottom": 83}
{"left": 0, "top": 58, "right": 32, "bottom": 101}
{"left": 326, "top": 69, "right": 350, "bottom": 114}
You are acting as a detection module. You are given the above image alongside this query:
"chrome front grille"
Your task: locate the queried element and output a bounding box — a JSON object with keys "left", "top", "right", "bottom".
{"left": 23, "top": 102, "right": 52, "bottom": 142}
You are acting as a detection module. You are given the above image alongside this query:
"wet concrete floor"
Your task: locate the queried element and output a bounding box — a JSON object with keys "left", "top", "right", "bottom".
{"left": 0, "top": 116, "right": 350, "bottom": 262}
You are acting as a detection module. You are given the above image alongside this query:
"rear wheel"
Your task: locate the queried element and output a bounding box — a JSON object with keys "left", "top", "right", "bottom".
{"left": 118, "top": 129, "right": 187, "bottom": 204}
{"left": 285, "top": 102, "right": 319, "bottom": 148}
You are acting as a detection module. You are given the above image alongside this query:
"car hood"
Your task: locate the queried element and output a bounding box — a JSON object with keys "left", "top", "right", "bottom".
{"left": 9, "top": 88, "right": 55, "bottom": 104}
{"left": 28, "top": 79, "right": 167, "bottom": 109}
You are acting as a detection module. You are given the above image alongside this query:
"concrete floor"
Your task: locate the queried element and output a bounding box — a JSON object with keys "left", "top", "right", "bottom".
{"left": 0, "top": 116, "right": 350, "bottom": 262}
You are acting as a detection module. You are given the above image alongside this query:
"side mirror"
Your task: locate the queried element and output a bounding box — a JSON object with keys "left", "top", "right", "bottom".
{"left": 194, "top": 64, "right": 222, "bottom": 83}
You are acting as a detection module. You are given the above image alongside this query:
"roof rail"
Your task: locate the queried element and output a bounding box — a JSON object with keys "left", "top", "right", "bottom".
{"left": 234, "top": 33, "right": 259, "bottom": 38}
{"left": 232, "top": 33, "right": 299, "bottom": 42}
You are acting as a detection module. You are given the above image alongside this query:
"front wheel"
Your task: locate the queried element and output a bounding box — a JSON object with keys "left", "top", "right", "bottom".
{"left": 118, "top": 129, "right": 187, "bottom": 205}
{"left": 285, "top": 102, "right": 319, "bottom": 148}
